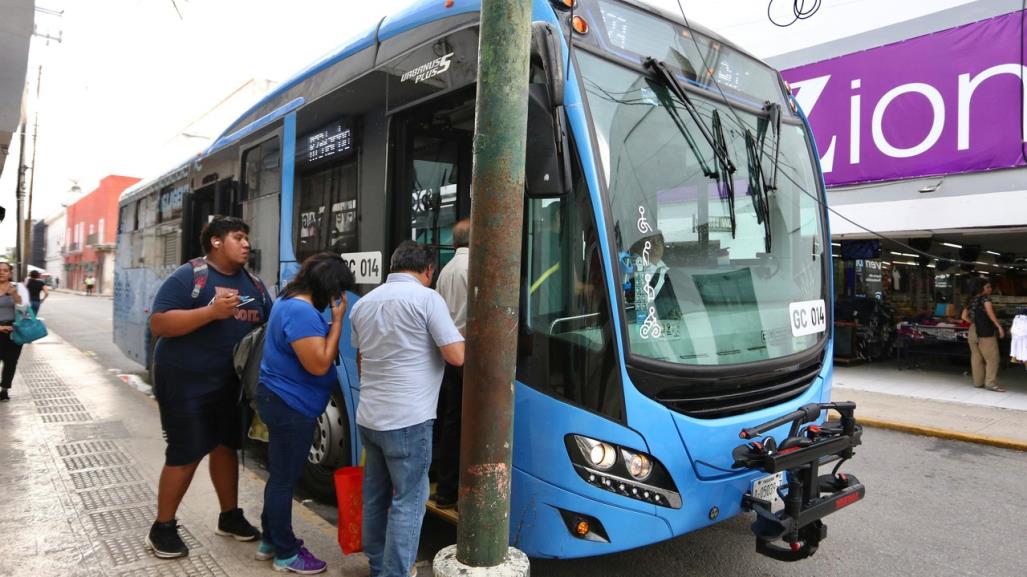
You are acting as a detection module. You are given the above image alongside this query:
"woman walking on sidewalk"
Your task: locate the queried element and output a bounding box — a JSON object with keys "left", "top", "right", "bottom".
{"left": 0, "top": 262, "right": 29, "bottom": 402}
{"left": 256, "top": 253, "right": 353, "bottom": 574}
{"left": 962, "top": 278, "right": 1006, "bottom": 392}
{"left": 146, "top": 216, "right": 271, "bottom": 558}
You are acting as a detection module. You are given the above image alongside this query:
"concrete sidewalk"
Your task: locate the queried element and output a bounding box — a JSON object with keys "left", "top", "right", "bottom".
{"left": 833, "top": 360, "right": 1027, "bottom": 451}
{"left": 0, "top": 330, "right": 366, "bottom": 577}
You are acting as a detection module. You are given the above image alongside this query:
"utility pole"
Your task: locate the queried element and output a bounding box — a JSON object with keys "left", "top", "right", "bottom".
{"left": 15, "top": 123, "right": 27, "bottom": 278}
{"left": 24, "top": 65, "right": 42, "bottom": 274}
{"left": 434, "top": 1, "right": 531, "bottom": 576}
{"left": 24, "top": 7, "right": 64, "bottom": 276}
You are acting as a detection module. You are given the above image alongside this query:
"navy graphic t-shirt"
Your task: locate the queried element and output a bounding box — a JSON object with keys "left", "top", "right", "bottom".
{"left": 152, "top": 262, "right": 268, "bottom": 379}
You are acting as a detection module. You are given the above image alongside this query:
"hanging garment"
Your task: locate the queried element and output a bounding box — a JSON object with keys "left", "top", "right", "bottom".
{"left": 1009, "top": 315, "right": 1027, "bottom": 363}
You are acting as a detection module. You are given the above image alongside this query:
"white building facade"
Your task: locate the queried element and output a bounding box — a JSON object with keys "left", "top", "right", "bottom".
{"left": 43, "top": 208, "right": 66, "bottom": 287}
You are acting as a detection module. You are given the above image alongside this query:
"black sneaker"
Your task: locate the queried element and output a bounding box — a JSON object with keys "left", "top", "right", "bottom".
{"left": 215, "top": 507, "right": 261, "bottom": 541}
{"left": 146, "top": 520, "right": 188, "bottom": 559}
{"left": 0, "top": 389, "right": 9, "bottom": 402}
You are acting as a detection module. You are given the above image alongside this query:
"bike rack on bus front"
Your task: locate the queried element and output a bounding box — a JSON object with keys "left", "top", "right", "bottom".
{"left": 731, "top": 401, "right": 866, "bottom": 562}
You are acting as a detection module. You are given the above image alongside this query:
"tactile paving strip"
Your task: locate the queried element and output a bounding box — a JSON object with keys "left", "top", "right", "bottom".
{"left": 70, "top": 466, "right": 143, "bottom": 490}
{"left": 63, "top": 451, "right": 131, "bottom": 471}
{"left": 38, "top": 402, "right": 89, "bottom": 414}
{"left": 56, "top": 440, "right": 122, "bottom": 457}
{"left": 101, "top": 527, "right": 202, "bottom": 566}
{"left": 115, "top": 554, "right": 228, "bottom": 577}
{"left": 33, "top": 397, "right": 87, "bottom": 407}
{"left": 42, "top": 412, "right": 93, "bottom": 423}
{"left": 88, "top": 505, "right": 156, "bottom": 534}
{"left": 20, "top": 367, "right": 62, "bottom": 382}
{"left": 30, "top": 384, "right": 74, "bottom": 394}
{"left": 30, "top": 388, "right": 78, "bottom": 400}
{"left": 78, "top": 483, "right": 155, "bottom": 511}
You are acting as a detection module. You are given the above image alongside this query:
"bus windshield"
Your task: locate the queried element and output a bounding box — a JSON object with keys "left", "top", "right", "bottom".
{"left": 591, "top": 0, "right": 787, "bottom": 110}
{"left": 578, "top": 50, "right": 827, "bottom": 367}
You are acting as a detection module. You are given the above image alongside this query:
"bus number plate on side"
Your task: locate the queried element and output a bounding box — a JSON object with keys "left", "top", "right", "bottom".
{"left": 789, "top": 299, "right": 827, "bottom": 337}
{"left": 341, "top": 251, "right": 383, "bottom": 285}
{"left": 751, "top": 471, "right": 785, "bottom": 512}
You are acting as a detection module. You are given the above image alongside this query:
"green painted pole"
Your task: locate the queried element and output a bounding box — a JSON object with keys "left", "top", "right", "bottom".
{"left": 456, "top": 0, "right": 532, "bottom": 568}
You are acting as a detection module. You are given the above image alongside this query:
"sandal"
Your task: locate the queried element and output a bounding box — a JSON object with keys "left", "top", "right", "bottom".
{"left": 985, "top": 386, "right": 1006, "bottom": 392}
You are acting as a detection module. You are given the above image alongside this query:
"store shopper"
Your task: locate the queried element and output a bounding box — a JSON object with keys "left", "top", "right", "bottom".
{"left": 0, "top": 262, "right": 29, "bottom": 402}
{"left": 961, "top": 278, "right": 1005, "bottom": 392}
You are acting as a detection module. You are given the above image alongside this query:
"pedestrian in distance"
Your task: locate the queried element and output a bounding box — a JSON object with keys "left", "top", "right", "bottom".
{"left": 0, "top": 262, "right": 30, "bottom": 402}
{"left": 26, "top": 270, "right": 49, "bottom": 315}
{"left": 432, "top": 218, "right": 470, "bottom": 509}
{"left": 84, "top": 274, "right": 95, "bottom": 296}
{"left": 349, "top": 241, "right": 465, "bottom": 577}
{"left": 961, "top": 278, "right": 1006, "bottom": 392}
{"left": 146, "top": 215, "right": 271, "bottom": 559}
{"left": 255, "top": 252, "right": 354, "bottom": 574}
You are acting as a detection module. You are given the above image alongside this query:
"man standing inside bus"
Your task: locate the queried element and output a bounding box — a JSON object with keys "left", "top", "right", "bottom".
{"left": 432, "top": 219, "right": 469, "bottom": 509}
{"left": 350, "top": 241, "right": 464, "bottom": 577}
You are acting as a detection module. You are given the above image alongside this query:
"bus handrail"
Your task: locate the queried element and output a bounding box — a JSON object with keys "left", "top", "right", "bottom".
{"left": 549, "top": 313, "right": 599, "bottom": 335}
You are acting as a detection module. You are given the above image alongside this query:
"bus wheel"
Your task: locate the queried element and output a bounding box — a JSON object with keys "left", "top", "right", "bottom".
{"left": 301, "top": 390, "right": 350, "bottom": 502}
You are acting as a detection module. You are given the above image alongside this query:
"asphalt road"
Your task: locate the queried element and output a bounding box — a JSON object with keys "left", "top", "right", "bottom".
{"left": 36, "top": 291, "right": 148, "bottom": 381}
{"left": 41, "top": 292, "right": 1027, "bottom": 576}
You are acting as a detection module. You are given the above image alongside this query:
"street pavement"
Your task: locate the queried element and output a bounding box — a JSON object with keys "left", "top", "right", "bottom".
{"left": 13, "top": 291, "right": 1026, "bottom": 576}
{"left": 0, "top": 329, "right": 361, "bottom": 577}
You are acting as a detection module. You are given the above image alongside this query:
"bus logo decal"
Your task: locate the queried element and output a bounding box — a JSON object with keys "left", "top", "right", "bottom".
{"left": 401, "top": 52, "right": 454, "bottom": 84}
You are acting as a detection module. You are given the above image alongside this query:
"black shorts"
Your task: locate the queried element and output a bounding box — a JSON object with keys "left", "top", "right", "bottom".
{"left": 154, "top": 367, "right": 242, "bottom": 466}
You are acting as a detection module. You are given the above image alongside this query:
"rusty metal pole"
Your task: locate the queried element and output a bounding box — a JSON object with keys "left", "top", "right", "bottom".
{"left": 455, "top": 0, "right": 532, "bottom": 570}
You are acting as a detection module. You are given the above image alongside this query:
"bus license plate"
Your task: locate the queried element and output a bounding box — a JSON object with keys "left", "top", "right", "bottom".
{"left": 751, "top": 471, "right": 785, "bottom": 511}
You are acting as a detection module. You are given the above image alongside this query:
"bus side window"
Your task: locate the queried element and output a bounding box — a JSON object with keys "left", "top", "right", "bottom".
{"left": 519, "top": 171, "right": 624, "bottom": 422}
{"left": 296, "top": 159, "right": 359, "bottom": 262}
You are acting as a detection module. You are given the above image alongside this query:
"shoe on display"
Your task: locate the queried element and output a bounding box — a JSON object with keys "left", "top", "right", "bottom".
{"left": 215, "top": 507, "right": 261, "bottom": 541}
{"left": 146, "top": 519, "right": 189, "bottom": 559}
{"left": 273, "top": 547, "right": 327, "bottom": 574}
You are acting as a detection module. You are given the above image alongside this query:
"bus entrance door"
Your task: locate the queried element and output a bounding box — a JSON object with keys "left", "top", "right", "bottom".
{"left": 390, "top": 95, "right": 473, "bottom": 274}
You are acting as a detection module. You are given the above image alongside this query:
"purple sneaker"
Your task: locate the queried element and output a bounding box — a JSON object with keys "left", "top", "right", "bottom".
{"left": 273, "top": 547, "right": 326, "bottom": 574}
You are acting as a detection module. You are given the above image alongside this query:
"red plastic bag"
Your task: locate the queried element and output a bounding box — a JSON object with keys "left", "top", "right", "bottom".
{"left": 335, "top": 466, "right": 363, "bottom": 554}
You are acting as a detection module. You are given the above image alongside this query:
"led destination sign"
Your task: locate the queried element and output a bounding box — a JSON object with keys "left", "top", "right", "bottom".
{"left": 303, "top": 120, "right": 354, "bottom": 165}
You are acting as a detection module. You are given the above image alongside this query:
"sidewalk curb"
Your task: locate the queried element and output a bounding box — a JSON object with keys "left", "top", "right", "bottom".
{"left": 858, "top": 417, "right": 1027, "bottom": 452}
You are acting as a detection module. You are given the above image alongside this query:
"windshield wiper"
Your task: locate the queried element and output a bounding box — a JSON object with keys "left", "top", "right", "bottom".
{"left": 644, "top": 57, "right": 735, "bottom": 175}
{"left": 710, "top": 109, "right": 737, "bottom": 237}
{"left": 744, "top": 102, "right": 782, "bottom": 253}
{"left": 645, "top": 57, "right": 738, "bottom": 239}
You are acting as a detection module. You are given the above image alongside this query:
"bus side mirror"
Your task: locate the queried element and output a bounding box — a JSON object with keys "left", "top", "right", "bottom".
{"left": 526, "top": 83, "right": 568, "bottom": 197}
{"left": 526, "top": 22, "right": 571, "bottom": 198}
{"left": 531, "top": 22, "right": 563, "bottom": 106}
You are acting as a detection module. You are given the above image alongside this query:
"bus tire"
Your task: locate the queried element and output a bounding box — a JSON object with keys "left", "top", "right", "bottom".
{"left": 300, "top": 389, "right": 351, "bottom": 502}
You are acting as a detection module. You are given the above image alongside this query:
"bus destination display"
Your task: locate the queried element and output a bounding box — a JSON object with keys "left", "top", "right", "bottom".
{"left": 304, "top": 120, "right": 353, "bottom": 164}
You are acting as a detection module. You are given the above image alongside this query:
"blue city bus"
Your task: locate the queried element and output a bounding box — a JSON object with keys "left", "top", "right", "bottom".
{"left": 114, "top": 0, "right": 864, "bottom": 560}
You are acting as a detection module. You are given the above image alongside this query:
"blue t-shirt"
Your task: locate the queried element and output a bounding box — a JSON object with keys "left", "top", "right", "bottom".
{"left": 259, "top": 297, "right": 338, "bottom": 418}
{"left": 152, "top": 263, "right": 267, "bottom": 380}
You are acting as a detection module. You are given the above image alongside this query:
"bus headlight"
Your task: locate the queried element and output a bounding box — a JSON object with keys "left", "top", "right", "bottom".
{"left": 574, "top": 436, "right": 616, "bottom": 470}
{"left": 621, "top": 449, "right": 653, "bottom": 481}
{"left": 565, "top": 434, "right": 682, "bottom": 509}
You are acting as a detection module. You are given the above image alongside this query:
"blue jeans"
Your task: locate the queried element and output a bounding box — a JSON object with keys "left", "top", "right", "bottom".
{"left": 360, "top": 420, "right": 433, "bottom": 577}
{"left": 257, "top": 384, "right": 317, "bottom": 560}
{"left": 30, "top": 300, "right": 41, "bottom": 315}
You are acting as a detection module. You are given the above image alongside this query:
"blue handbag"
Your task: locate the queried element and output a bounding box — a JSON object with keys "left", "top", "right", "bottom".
{"left": 12, "top": 307, "right": 48, "bottom": 345}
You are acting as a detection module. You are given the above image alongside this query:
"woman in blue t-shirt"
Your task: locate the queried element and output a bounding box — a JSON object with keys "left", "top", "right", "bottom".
{"left": 256, "top": 252, "right": 354, "bottom": 574}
